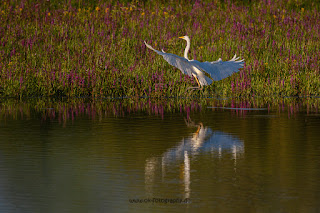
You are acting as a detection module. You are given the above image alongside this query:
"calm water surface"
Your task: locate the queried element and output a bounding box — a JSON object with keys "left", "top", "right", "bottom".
{"left": 0, "top": 99, "right": 320, "bottom": 212}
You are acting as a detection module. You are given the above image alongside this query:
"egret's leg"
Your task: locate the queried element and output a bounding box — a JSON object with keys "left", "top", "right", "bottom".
{"left": 194, "top": 76, "right": 201, "bottom": 88}
{"left": 187, "top": 74, "right": 202, "bottom": 90}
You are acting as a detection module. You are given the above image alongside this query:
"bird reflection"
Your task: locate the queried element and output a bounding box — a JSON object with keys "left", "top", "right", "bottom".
{"left": 145, "top": 118, "right": 244, "bottom": 198}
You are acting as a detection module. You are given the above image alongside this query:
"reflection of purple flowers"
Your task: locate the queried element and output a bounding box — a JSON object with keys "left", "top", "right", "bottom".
{"left": 0, "top": 1, "right": 319, "bottom": 97}
{"left": 0, "top": 98, "right": 318, "bottom": 125}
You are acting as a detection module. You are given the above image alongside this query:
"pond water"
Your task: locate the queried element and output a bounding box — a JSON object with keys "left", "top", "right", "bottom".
{"left": 0, "top": 98, "right": 320, "bottom": 212}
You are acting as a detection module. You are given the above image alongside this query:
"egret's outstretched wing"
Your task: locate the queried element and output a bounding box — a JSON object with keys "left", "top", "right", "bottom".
{"left": 191, "top": 55, "right": 244, "bottom": 81}
{"left": 144, "top": 41, "right": 193, "bottom": 76}
{"left": 144, "top": 41, "right": 213, "bottom": 85}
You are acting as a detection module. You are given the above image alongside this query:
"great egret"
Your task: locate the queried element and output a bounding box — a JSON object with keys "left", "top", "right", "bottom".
{"left": 144, "top": 36, "right": 244, "bottom": 89}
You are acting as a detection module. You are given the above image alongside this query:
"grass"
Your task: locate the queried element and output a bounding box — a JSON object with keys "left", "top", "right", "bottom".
{"left": 0, "top": 0, "right": 319, "bottom": 98}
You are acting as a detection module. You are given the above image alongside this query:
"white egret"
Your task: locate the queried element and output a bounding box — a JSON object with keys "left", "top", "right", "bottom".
{"left": 144, "top": 36, "right": 244, "bottom": 89}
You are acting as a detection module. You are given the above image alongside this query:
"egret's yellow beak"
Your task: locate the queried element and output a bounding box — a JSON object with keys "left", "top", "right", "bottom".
{"left": 179, "top": 36, "right": 184, "bottom": 39}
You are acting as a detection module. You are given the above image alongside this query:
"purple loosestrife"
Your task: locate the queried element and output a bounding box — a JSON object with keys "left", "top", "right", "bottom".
{"left": 1, "top": 1, "right": 320, "bottom": 97}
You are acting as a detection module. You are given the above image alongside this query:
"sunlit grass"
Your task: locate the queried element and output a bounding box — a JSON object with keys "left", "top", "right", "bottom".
{"left": 0, "top": 0, "right": 319, "bottom": 98}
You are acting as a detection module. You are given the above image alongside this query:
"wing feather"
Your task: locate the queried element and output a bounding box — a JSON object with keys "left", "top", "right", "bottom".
{"left": 190, "top": 56, "right": 244, "bottom": 81}
{"left": 144, "top": 41, "right": 194, "bottom": 76}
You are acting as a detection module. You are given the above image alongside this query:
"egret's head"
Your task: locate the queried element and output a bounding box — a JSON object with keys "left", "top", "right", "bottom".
{"left": 179, "top": 35, "right": 190, "bottom": 41}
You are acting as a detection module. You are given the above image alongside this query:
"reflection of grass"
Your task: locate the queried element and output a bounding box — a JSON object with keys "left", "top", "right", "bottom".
{"left": 1, "top": 97, "right": 319, "bottom": 123}
{"left": 0, "top": 1, "right": 319, "bottom": 97}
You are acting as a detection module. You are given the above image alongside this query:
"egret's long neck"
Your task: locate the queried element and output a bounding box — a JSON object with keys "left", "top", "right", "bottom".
{"left": 184, "top": 38, "right": 190, "bottom": 60}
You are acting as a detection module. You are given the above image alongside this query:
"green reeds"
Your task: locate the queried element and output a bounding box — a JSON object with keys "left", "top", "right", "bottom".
{"left": 0, "top": 0, "right": 319, "bottom": 98}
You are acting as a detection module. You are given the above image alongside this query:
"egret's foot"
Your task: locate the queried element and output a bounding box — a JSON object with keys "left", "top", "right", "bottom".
{"left": 187, "top": 87, "right": 202, "bottom": 90}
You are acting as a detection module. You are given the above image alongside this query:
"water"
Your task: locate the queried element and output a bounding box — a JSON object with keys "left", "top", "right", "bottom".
{"left": 0, "top": 98, "right": 320, "bottom": 212}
